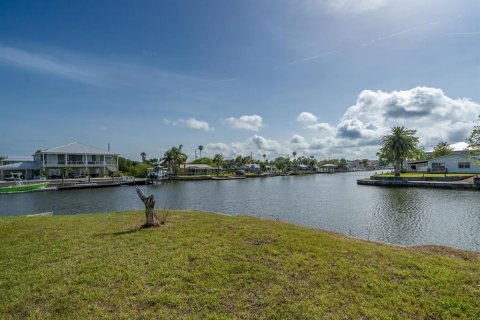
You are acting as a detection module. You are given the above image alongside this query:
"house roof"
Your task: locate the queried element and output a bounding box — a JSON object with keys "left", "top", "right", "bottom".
{"left": 407, "top": 160, "right": 428, "bottom": 165}
{"left": 184, "top": 164, "right": 214, "bottom": 169}
{"left": 322, "top": 163, "right": 338, "bottom": 167}
{"left": 1, "top": 156, "right": 34, "bottom": 162}
{"left": 38, "top": 142, "right": 118, "bottom": 155}
{"left": 427, "top": 153, "right": 478, "bottom": 162}
{"left": 0, "top": 162, "right": 40, "bottom": 170}
{"left": 426, "top": 142, "right": 469, "bottom": 153}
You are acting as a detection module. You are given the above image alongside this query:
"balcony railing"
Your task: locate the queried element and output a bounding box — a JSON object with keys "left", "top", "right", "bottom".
{"left": 67, "top": 161, "right": 85, "bottom": 165}
{"left": 44, "top": 161, "right": 117, "bottom": 166}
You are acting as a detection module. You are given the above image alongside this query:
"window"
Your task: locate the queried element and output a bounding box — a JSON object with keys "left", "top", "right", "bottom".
{"left": 431, "top": 162, "right": 445, "bottom": 172}
{"left": 458, "top": 162, "right": 470, "bottom": 169}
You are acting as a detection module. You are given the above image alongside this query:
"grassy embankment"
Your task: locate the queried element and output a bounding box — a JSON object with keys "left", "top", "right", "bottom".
{"left": 1, "top": 211, "right": 479, "bottom": 319}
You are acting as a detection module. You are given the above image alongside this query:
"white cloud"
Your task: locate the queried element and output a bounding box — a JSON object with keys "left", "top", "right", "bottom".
{"left": 324, "top": 0, "right": 390, "bottom": 15}
{"left": 164, "top": 118, "right": 213, "bottom": 132}
{"left": 290, "top": 134, "right": 310, "bottom": 149}
{"left": 296, "top": 112, "right": 318, "bottom": 124}
{"left": 0, "top": 44, "right": 208, "bottom": 91}
{"left": 206, "top": 142, "right": 230, "bottom": 155}
{"left": 286, "top": 87, "right": 479, "bottom": 159}
{"left": 296, "top": 111, "right": 336, "bottom": 133}
{"left": 197, "top": 87, "right": 479, "bottom": 160}
{"left": 207, "top": 135, "right": 290, "bottom": 158}
{"left": 225, "top": 114, "right": 263, "bottom": 132}
{"left": 0, "top": 45, "right": 99, "bottom": 85}
{"left": 182, "top": 118, "right": 213, "bottom": 132}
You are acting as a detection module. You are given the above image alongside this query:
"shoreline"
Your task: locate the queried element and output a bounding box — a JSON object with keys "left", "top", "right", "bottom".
{"left": 8, "top": 208, "right": 480, "bottom": 255}
{"left": 358, "top": 175, "right": 480, "bottom": 190}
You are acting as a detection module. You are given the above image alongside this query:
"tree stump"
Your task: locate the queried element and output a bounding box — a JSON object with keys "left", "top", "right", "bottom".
{"left": 135, "top": 186, "right": 160, "bottom": 227}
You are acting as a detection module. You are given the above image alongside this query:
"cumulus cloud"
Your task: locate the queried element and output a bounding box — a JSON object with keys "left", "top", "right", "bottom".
{"left": 296, "top": 111, "right": 336, "bottom": 133}
{"left": 204, "top": 87, "right": 479, "bottom": 160}
{"left": 290, "top": 134, "right": 310, "bottom": 149}
{"left": 297, "top": 112, "right": 318, "bottom": 124}
{"left": 295, "top": 87, "right": 480, "bottom": 158}
{"left": 225, "top": 114, "right": 263, "bottom": 132}
{"left": 207, "top": 135, "right": 289, "bottom": 158}
{"left": 339, "top": 87, "right": 478, "bottom": 147}
{"left": 164, "top": 118, "right": 213, "bottom": 132}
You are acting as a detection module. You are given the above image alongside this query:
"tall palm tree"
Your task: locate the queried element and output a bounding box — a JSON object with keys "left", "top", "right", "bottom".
{"left": 213, "top": 154, "right": 224, "bottom": 175}
{"left": 160, "top": 145, "right": 187, "bottom": 176}
{"left": 198, "top": 145, "right": 204, "bottom": 158}
{"left": 140, "top": 152, "right": 147, "bottom": 163}
{"left": 292, "top": 151, "right": 297, "bottom": 172}
{"left": 380, "top": 126, "right": 419, "bottom": 177}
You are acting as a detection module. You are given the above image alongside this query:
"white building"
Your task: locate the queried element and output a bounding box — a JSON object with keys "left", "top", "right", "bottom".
{"left": 34, "top": 142, "right": 119, "bottom": 178}
{"left": 427, "top": 154, "right": 480, "bottom": 174}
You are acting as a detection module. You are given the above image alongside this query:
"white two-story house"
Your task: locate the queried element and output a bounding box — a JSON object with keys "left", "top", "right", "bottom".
{"left": 34, "top": 142, "right": 119, "bottom": 178}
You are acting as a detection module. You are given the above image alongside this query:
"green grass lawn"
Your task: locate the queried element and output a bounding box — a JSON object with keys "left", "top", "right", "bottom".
{"left": 1, "top": 211, "right": 479, "bottom": 319}
{"left": 375, "top": 173, "right": 476, "bottom": 178}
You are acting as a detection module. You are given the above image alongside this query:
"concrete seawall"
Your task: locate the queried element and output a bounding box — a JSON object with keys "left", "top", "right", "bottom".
{"left": 357, "top": 177, "right": 480, "bottom": 190}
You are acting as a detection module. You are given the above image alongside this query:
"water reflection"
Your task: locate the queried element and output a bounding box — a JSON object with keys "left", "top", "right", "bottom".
{"left": 370, "top": 188, "right": 428, "bottom": 245}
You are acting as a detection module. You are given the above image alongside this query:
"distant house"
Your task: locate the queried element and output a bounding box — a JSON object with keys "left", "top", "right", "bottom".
{"left": 296, "top": 164, "right": 309, "bottom": 172}
{"left": 0, "top": 156, "right": 34, "bottom": 166}
{"left": 348, "top": 159, "right": 378, "bottom": 171}
{"left": 183, "top": 164, "right": 219, "bottom": 175}
{"left": 0, "top": 160, "right": 39, "bottom": 180}
{"left": 319, "top": 163, "right": 337, "bottom": 173}
{"left": 407, "top": 160, "right": 429, "bottom": 172}
{"left": 425, "top": 142, "right": 469, "bottom": 157}
{"left": 34, "top": 142, "right": 119, "bottom": 178}
{"left": 244, "top": 163, "right": 261, "bottom": 174}
{"left": 427, "top": 154, "right": 480, "bottom": 174}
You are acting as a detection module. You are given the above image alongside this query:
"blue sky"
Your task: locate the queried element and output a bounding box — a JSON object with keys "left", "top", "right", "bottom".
{"left": 0, "top": 0, "right": 479, "bottom": 160}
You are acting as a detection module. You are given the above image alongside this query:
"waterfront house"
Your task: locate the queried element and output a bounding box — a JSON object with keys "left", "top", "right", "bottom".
{"left": 34, "top": 142, "right": 119, "bottom": 178}
{"left": 244, "top": 163, "right": 261, "bottom": 174}
{"left": 183, "top": 164, "right": 219, "bottom": 175}
{"left": 0, "top": 156, "right": 34, "bottom": 166}
{"left": 0, "top": 160, "right": 39, "bottom": 180}
{"left": 427, "top": 153, "right": 480, "bottom": 174}
{"left": 319, "top": 163, "right": 337, "bottom": 173}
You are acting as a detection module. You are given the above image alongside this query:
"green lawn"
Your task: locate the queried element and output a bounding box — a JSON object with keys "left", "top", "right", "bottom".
{"left": 375, "top": 173, "right": 476, "bottom": 178}
{"left": 1, "top": 211, "right": 479, "bottom": 319}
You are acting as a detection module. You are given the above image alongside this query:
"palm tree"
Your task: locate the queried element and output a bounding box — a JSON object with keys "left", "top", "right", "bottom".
{"left": 213, "top": 154, "right": 224, "bottom": 175}
{"left": 198, "top": 145, "right": 204, "bottom": 158}
{"left": 160, "top": 145, "right": 187, "bottom": 176}
{"left": 432, "top": 141, "right": 453, "bottom": 158}
{"left": 140, "top": 152, "right": 147, "bottom": 163}
{"left": 292, "top": 151, "right": 297, "bottom": 172}
{"left": 380, "top": 126, "right": 419, "bottom": 177}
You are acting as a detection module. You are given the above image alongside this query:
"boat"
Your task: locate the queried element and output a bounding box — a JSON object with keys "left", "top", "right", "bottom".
{"left": 0, "top": 181, "right": 50, "bottom": 193}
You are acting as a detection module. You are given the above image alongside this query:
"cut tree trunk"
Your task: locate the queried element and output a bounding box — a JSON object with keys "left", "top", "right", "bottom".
{"left": 135, "top": 186, "right": 160, "bottom": 227}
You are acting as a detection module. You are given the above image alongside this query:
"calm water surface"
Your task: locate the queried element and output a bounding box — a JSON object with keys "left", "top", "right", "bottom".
{"left": 1, "top": 172, "right": 479, "bottom": 251}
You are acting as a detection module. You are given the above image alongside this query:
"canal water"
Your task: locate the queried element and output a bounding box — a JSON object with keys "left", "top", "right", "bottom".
{"left": 1, "top": 172, "right": 479, "bottom": 251}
